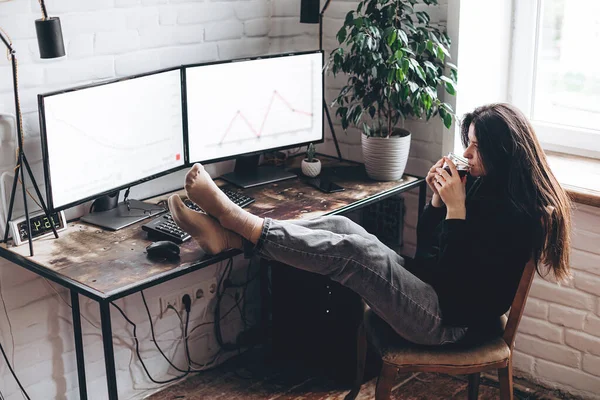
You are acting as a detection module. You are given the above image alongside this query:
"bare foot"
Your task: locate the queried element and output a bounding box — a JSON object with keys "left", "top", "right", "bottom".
{"left": 168, "top": 195, "right": 242, "bottom": 255}
{"left": 183, "top": 163, "right": 264, "bottom": 244}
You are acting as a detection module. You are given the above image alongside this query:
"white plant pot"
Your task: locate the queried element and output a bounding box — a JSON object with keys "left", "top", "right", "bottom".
{"left": 361, "top": 130, "right": 411, "bottom": 181}
{"left": 301, "top": 159, "right": 321, "bottom": 177}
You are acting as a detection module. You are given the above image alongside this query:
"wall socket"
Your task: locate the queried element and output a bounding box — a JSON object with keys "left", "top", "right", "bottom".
{"left": 159, "top": 278, "right": 218, "bottom": 318}
{"left": 194, "top": 278, "right": 218, "bottom": 303}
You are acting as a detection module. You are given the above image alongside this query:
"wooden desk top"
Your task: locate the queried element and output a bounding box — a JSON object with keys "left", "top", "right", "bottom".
{"left": 0, "top": 159, "right": 423, "bottom": 301}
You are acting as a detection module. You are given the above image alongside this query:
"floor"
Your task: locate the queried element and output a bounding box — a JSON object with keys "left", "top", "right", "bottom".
{"left": 147, "top": 348, "right": 579, "bottom": 400}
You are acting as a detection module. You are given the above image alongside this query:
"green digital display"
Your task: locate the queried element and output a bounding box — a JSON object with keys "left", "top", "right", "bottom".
{"left": 17, "top": 212, "right": 64, "bottom": 240}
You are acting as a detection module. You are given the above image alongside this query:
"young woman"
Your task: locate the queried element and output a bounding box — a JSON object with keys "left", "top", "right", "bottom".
{"left": 168, "top": 103, "right": 572, "bottom": 346}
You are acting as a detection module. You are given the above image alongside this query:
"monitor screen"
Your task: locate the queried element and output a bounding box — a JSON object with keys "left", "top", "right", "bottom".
{"left": 186, "top": 52, "right": 323, "bottom": 164}
{"left": 40, "top": 68, "right": 185, "bottom": 211}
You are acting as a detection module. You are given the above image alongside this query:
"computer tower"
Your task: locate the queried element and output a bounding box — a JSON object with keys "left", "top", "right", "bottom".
{"left": 269, "top": 261, "right": 364, "bottom": 384}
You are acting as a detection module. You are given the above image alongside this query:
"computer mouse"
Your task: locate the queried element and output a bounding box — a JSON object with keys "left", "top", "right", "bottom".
{"left": 146, "top": 240, "right": 180, "bottom": 260}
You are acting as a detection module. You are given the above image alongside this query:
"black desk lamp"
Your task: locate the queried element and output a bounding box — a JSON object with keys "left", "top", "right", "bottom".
{"left": 300, "top": 0, "right": 343, "bottom": 161}
{"left": 1, "top": 0, "right": 65, "bottom": 256}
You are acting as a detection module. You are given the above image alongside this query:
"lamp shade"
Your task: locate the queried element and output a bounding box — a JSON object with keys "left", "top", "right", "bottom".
{"left": 35, "top": 17, "right": 65, "bottom": 59}
{"left": 300, "top": 0, "right": 320, "bottom": 24}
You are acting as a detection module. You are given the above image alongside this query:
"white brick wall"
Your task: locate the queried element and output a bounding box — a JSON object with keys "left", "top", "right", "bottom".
{"left": 513, "top": 204, "right": 600, "bottom": 399}
{"left": 0, "top": 0, "right": 598, "bottom": 399}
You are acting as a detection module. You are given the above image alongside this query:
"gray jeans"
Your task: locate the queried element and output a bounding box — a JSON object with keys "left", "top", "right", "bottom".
{"left": 251, "top": 215, "right": 466, "bottom": 346}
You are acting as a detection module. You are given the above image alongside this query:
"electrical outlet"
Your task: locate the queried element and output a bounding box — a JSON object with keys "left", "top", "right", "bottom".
{"left": 160, "top": 294, "right": 179, "bottom": 318}
{"left": 194, "top": 278, "right": 218, "bottom": 303}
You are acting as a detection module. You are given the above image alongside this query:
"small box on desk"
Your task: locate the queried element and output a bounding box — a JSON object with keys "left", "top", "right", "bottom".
{"left": 268, "top": 260, "right": 364, "bottom": 385}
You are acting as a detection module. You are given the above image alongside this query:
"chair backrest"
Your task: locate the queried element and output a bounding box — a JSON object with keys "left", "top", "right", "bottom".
{"left": 502, "top": 257, "right": 536, "bottom": 350}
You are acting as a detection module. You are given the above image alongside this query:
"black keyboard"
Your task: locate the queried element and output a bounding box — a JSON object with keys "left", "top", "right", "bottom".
{"left": 141, "top": 190, "right": 255, "bottom": 244}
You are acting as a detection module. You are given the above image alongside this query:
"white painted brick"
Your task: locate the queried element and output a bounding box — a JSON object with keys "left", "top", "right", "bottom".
{"left": 270, "top": 17, "right": 313, "bottom": 37}
{"left": 572, "top": 227, "right": 600, "bottom": 254}
{"left": 529, "top": 278, "right": 595, "bottom": 311}
{"left": 205, "top": 20, "right": 243, "bottom": 42}
{"left": 536, "top": 360, "right": 600, "bottom": 396}
{"left": 523, "top": 297, "right": 549, "bottom": 319}
{"left": 405, "top": 156, "right": 432, "bottom": 177}
{"left": 0, "top": 15, "right": 37, "bottom": 39}
{"left": 159, "top": 43, "right": 218, "bottom": 68}
{"left": 326, "top": 2, "right": 359, "bottom": 19}
{"left": 410, "top": 138, "right": 441, "bottom": 161}
{"left": 67, "top": 34, "right": 95, "bottom": 59}
{"left": 95, "top": 30, "right": 140, "bottom": 55}
{"left": 125, "top": 7, "right": 160, "bottom": 30}
{"left": 245, "top": 18, "right": 270, "bottom": 37}
{"left": 548, "top": 304, "right": 587, "bottom": 330}
{"left": 565, "top": 330, "right": 600, "bottom": 357}
{"left": 512, "top": 350, "right": 536, "bottom": 376}
{"left": 518, "top": 316, "right": 563, "bottom": 343}
{"left": 159, "top": 5, "right": 178, "bottom": 25}
{"left": 115, "top": 50, "right": 162, "bottom": 76}
{"left": 583, "top": 354, "right": 600, "bottom": 377}
{"left": 140, "top": 27, "right": 178, "bottom": 49}
{"left": 142, "top": 0, "right": 167, "bottom": 4}
{"left": 45, "top": 57, "right": 115, "bottom": 85}
{"left": 598, "top": 298, "right": 600, "bottom": 316}
{"left": 177, "top": 4, "right": 235, "bottom": 25}
{"left": 586, "top": 314, "right": 600, "bottom": 336}
{"left": 116, "top": 0, "right": 141, "bottom": 7}
{"left": 235, "top": 1, "right": 270, "bottom": 20}
{"left": 0, "top": 0, "right": 31, "bottom": 15}
{"left": 515, "top": 334, "right": 580, "bottom": 368}
{"left": 175, "top": 25, "right": 205, "bottom": 44}
{"left": 217, "top": 38, "right": 269, "bottom": 60}
{"left": 574, "top": 270, "right": 600, "bottom": 296}
{"left": 570, "top": 249, "right": 600, "bottom": 277}
{"left": 48, "top": 0, "right": 114, "bottom": 13}
{"left": 572, "top": 207, "right": 600, "bottom": 237}
{"left": 271, "top": 0, "right": 300, "bottom": 17}
{"left": 60, "top": 11, "right": 128, "bottom": 35}
{"left": 322, "top": 17, "right": 344, "bottom": 42}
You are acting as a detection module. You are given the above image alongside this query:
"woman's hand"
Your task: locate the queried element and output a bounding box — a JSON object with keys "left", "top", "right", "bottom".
{"left": 434, "top": 157, "right": 467, "bottom": 219}
{"left": 426, "top": 158, "right": 445, "bottom": 207}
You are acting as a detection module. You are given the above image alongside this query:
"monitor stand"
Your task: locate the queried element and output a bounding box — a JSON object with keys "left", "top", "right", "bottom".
{"left": 81, "top": 193, "right": 165, "bottom": 231}
{"left": 220, "top": 154, "right": 297, "bottom": 189}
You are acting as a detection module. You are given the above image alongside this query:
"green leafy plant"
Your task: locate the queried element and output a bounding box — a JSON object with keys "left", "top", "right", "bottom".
{"left": 305, "top": 143, "right": 317, "bottom": 162}
{"left": 327, "top": 0, "right": 457, "bottom": 138}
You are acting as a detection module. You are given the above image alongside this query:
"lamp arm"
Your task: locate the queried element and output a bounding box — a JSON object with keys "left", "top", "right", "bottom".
{"left": 318, "top": 0, "right": 334, "bottom": 51}
{"left": 0, "top": 30, "right": 14, "bottom": 53}
{"left": 320, "top": 0, "right": 334, "bottom": 16}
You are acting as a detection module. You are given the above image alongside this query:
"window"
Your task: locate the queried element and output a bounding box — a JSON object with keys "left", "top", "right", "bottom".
{"left": 510, "top": 0, "right": 600, "bottom": 158}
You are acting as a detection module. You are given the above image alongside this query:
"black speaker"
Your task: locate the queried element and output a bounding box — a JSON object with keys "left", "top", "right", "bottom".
{"left": 300, "top": 0, "right": 320, "bottom": 24}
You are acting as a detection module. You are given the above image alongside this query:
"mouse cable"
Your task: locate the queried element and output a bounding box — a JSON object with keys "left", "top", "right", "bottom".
{"left": 0, "top": 340, "right": 30, "bottom": 400}
{"left": 110, "top": 302, "right": 189, "bottom": 384}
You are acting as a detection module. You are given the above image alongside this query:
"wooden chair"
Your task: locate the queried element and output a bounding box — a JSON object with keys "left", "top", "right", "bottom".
{"left": 345, "top": 257, "right": 537, "bottom": 400}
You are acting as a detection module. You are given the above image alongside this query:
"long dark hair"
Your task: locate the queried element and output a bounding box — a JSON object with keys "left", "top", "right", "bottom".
{"left": 460, "top": 103, "right": 572, "bottom": 282}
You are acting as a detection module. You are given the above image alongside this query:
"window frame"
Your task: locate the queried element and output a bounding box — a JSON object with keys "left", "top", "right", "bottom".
{"left": 509, "top": 0, "right": 600, "bottom": 159}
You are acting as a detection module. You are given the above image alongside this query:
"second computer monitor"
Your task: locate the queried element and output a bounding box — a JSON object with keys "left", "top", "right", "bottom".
{"left": 186, "top": 52, "right": 324, "bottom": 165}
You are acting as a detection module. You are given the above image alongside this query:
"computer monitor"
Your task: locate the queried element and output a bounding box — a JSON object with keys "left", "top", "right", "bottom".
{"left": 185, "top": 51, "right": 324, "bottom": 188}
{"left": 39, "top": 68, "right": 185, "bottom": 230}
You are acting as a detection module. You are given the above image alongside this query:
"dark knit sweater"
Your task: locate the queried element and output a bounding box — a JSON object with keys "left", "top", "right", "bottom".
{"left": 412, "top": 176, "right": 535, "bottom": 327}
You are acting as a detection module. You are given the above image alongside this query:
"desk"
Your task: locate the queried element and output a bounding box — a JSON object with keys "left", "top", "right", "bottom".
{"left": 0, "top": 159, "right": 425, "bottom": 400}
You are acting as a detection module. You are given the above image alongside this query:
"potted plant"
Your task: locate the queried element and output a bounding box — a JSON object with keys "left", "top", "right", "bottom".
{"left": 301, "top": 143, "right": 322, "bottom": 177}
{"left": 327, "top": 0, "right": 457, "bottom": 181}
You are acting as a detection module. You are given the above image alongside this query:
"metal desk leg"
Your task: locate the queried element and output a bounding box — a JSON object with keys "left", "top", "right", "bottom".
{"left": 418, "top": 180, "right": 427, "bottom": 218}
{"left": 100, "top": 301, "right": 118, "bottom": 400}
{"left": 70, "top": 291, "right": 88, "bottom": 400}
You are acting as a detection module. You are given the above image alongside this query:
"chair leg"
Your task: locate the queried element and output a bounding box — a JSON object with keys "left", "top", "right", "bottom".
{"left": 468, "top": 373, "right": 480, "bottom": 400}
{"left": 498, "top": 358, "right": 514, "bottom": 400}
{"left": 375, "top": 363, "right": 397, "bottom": 400}
{"left": 344, "top": 322, "right": 367, "bottom": 400}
